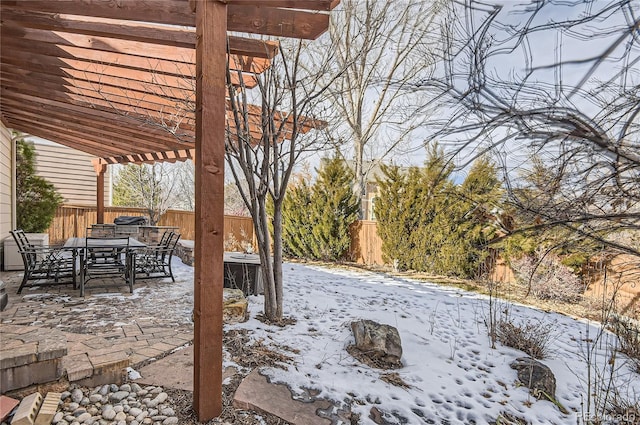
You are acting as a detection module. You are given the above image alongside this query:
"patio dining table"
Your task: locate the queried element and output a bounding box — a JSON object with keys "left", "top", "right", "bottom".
{"left": 64, "top": 237, "right": 147, "bottom": 296}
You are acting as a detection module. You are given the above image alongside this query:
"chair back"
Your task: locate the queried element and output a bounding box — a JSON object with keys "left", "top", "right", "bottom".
{"left": 158, "top": 230, "right": 172, "bottom": 246}
{"left": 166, "top": 232, "right": 181, "bottom": 249}
{"left": 10, "top": 229, "right": 37, "bottom": 270}
{"left": 159, "top": 232, "right": 180, "bottom": 263}
{"left": 85, "top": 236, "right": 130, "bottom": 264}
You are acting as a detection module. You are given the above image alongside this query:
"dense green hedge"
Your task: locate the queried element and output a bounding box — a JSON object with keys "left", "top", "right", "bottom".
{"left": 281, "top": 157, "right": 359, "bottom": 261}
{"left": 374, "top": 146, "right": 503, "bottom": 278}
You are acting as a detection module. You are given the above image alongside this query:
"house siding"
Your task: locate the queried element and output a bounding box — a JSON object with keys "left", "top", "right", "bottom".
{"left": 0, "top": 123, "right": 14, "bottom": 268}
{"left": 30, "top": 138, "right": 112, "bottom": 206}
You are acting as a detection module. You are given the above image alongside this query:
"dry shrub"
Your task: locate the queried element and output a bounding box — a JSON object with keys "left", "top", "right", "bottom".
{"left": 224, "top": 328, "right": 294, "bottom": 369}
{"left": 346, "top": 345, "right": 403, "bottom": 369}
{"left": 496, "top": 317, "right": 555, "bottom": 359}
{"left": 489, "top": 412, "right": 530, "bottom": 425}
{"left": 611, "top": 315, "right": 640, "bottom": 374}
{"left": 606, "top": 395, "right": 640, "bottom": 425}
{"left": 512, "top": 251, "right": 584, "bottom": 303}
{"left": 380, "top": 372, "right": 411, "bottom": 389}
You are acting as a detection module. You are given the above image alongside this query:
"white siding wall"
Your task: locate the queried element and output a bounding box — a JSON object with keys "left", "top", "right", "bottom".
{"left": 29, "top": 137, "right": 112, "bottom": 206}
{"left": 0, "top": 123, "right": 14, "bottom": 268}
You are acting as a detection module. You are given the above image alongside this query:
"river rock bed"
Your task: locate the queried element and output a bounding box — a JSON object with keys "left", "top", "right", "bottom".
{"left": 53, "top": 383, "right": 179, "bottom": 425}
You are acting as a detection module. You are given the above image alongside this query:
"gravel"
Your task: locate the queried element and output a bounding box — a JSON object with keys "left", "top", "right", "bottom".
{"left": 33, "top": 374, "right": 293, "bottom": 425}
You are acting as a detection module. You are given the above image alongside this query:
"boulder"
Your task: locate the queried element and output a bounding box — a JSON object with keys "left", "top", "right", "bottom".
{"left": 510, "top": 357, "right": 556, "bottom": 400}
{"left": 223, "top": 289, "right": 248, "bottom": 323}
{"left": 350, "top": 320, "right": 402, "bottom": 368}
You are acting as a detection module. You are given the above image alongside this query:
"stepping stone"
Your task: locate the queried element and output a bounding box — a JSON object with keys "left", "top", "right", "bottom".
{"left": 233, "top": 370, "right": 332, "bottom": 425}
{"left": 136, "top": 345, "right": 235, "bottom": 391}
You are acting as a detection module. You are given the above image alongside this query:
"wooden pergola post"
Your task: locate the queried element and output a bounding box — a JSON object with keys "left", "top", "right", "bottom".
{"left": 93, "top": 161, "right": 107, "bottom": 225}
{"left": 193, "top": 0, "right": 226, "bottom": 420}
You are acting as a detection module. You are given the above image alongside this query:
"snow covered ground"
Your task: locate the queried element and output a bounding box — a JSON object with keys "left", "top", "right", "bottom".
{"left": 215, "top": 262, "right": 639, "bottom": 425}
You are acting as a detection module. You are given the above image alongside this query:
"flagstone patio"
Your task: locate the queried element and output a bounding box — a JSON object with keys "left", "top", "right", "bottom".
{"left": 0, "top": 270, "right": 194, "bottom": 394}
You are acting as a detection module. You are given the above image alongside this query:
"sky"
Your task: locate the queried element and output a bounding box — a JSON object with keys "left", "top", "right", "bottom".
{"left": 162, "top": 259, "right": 639, "bottom": 425}
{"left": 20, "top": 0, "right": 638, "bottom": 191}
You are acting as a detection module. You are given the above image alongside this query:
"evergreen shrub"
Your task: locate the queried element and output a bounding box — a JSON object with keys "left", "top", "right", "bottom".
{"left": 281, "top": 157, "right": 359, "bottom": 261}
{"left": 15, "top": 135, "right": 63, "bottom": 233}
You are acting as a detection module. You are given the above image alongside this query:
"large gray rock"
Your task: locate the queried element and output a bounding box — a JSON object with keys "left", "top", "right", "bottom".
{"left": 350, "top": 320, "right": 403, "bottom": 369}
{"left": 510, "top": 357, "right": 556, "bottom": 400}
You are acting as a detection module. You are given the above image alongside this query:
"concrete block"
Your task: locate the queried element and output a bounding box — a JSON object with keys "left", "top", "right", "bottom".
{"left": 62, "top": 354, "right": 93, "bottom": 382}
{"left": 35, "top": 339, "right": 67, "bottom": 362}
{"left": 10, "top": 392, "right": 42, "bottom": 425}
{"left": 0, "top": 343, "right": 38, "bottom": 369}
{"left": 1, "top": 359, "right": 63, "bottom": 393}
{"left": 34, "top": 392, "right": 60, "bottom": 425}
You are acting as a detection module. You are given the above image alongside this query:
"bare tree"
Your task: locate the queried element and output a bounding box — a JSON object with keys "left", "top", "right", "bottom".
{"left": 422, "top": 0, "right": 640, "bottom": 257}
{"left": 223, "top": 181, "right": 250, "bottom": 217}
{"left": 112, "top": 163, "right": 181, "bottom": 224}
{"left": 172, "top": 160, "right": 195, "bottom": 211}
{"left": 89, "top": 38, "right": 340, "bottom": 319}
{"left": 312, "top": 0, "right": 444, "bottom": 214}
{"left": 225, "top": 39, "right": 338, "bottom": 320}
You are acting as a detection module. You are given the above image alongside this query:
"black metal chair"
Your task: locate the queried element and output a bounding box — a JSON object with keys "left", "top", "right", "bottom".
{"left": 10, "top": 229, "right": 77, "bottom": 294}
{"left": 134, "top": 231, "right": 181, "bottom": 282}
{"left": 80, "top": 236, "right": 133, "bottom": 296}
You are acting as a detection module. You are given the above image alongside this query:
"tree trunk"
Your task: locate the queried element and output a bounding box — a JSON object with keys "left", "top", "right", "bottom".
{"left": 272, "top": 199, "right": 284, "bottom": 318}
{"left": 255, "top": 196, "right": 277, "bottom": 319}
{"left": 354, "top": 135, "right": 365, "bottom": 218}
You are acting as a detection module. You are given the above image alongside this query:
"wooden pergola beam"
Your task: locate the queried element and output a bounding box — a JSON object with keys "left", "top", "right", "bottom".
{"left": 94, "top": 149, "right": 195, "bottom": 167}
{"left": 1, "top": 25, "right": 270, "bottom": 76}
{"left": 1, "top": 41, "right": 257, "bottom": 88}
{"left": 194, "top": 0, "right": 225, "bottom": 420}
{"left": 2, "top": 1, "right": 334, "bottom": 39}
{"left": 0, "top": 92, "right": 193, "bottom": 144}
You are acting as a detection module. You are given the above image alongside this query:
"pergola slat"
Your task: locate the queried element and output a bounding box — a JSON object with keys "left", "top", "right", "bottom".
{"left": 1, "top": 107, "right": 187, "bottom": 154}
{"left": 1, "top": 8, "right": 280, "bottom": 58}
{"left": 1, "top": 38, "right": 257, "bottom": 87}
{"left": 1, "top": 24, "right": 270, "bottom": 76}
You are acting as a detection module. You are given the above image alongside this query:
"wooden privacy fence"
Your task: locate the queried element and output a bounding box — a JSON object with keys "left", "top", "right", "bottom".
{"left": 49, "top": 206, "right": 383, "bottom": 263}
{"left": 48, "top": 205, "right": 255, "bottom": 250}
{"left": 48, "top": 205, "right": 515, "bottom": 283}
{"left": 349, "top": 220, "right": 385, "bottom": 265}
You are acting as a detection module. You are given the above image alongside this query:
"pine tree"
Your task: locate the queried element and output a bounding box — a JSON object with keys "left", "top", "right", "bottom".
{"left": 280, "top": 179, "right": 315, "bottom": 258}
{"left": 374, "top": 147, "right": 503, "bottom": 278}
{"left": 374, "top": 164, "right": 420, "bottom": 269}
{"left": 409, "top": 145, "right": 455, "bottom": 272}
{"left": 308, "top": 157, "right": 359, "bottom": 261}
{"left": 441, "top": 158, "right": 501, "bottom": 276}
{"left": 15, "top": 135, "right": 63, "bottom": 232}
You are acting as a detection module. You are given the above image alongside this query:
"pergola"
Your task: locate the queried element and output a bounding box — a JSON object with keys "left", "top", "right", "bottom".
{"left": 0, "top": 0, "right": 338, "bottom": 420}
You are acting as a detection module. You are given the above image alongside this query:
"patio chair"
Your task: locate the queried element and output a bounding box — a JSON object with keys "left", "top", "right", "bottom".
{"left": 80, "top": 236, "right": 133, "bottom": 296}
{"left": 10, "top": 229, "right": 77, "bottom": 294}
{"left": 134, "top": 231, "right": 181, "bottom": 282}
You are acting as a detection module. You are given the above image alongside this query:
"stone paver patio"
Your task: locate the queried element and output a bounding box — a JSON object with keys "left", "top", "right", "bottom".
{"left": 0, "top": 268, "right": 194, "bottom": 392}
